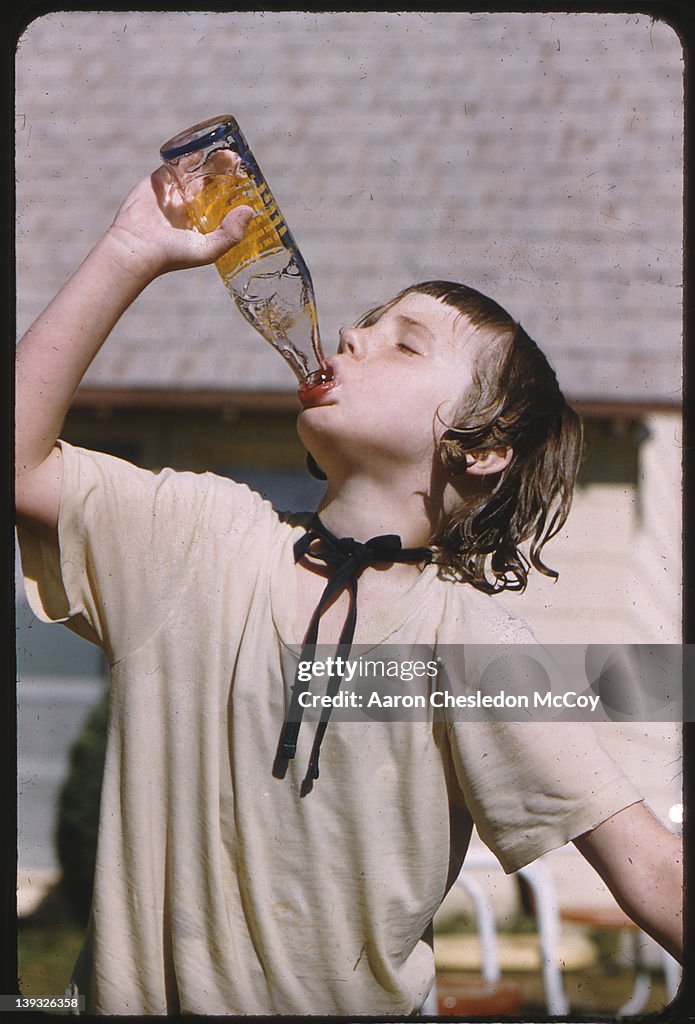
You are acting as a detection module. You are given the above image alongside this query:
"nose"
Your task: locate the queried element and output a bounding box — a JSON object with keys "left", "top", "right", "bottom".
{"left": 338, "top": 325, "right": 366, "bottom": 359}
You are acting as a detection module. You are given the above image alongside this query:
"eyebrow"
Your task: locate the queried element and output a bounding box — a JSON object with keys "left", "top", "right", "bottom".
{"left": 393, "top": 314, "right": 436, "bottom": 341}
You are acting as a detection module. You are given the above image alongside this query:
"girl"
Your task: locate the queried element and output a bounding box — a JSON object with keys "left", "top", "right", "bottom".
{"left": 15, "top": 168, "right": 682, "bottom": 1015}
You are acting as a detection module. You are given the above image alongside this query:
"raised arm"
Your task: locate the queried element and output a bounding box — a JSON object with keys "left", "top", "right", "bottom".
{"left": 15, "top": 167, "right": 253, "bottom": 538}
{"left": 573, "top": 800, "right": 682, "bottom": 963}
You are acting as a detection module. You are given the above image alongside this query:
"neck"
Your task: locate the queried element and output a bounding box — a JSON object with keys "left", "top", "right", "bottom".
{"left": 315, "top": 470, "right": 437, "bottom": 548}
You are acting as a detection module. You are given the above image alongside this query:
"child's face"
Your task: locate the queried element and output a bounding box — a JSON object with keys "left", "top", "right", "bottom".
{"left": 297, "top": 291, "right": 480, "bottom": 476}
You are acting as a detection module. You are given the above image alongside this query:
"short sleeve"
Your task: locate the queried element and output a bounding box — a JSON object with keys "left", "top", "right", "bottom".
{"left": 449, "top": 718, "right": 643, "bottom": 873}
{"left": 17, "top": 442, "right": 243, "bottom": 665}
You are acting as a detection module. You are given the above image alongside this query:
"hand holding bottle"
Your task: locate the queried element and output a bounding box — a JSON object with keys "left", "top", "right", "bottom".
{"left": 105, "top": 166, "right": 255, "bottom": 285}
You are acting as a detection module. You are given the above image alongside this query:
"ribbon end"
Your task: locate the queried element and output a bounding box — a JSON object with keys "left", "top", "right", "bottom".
{"left": 280, "top": 720, "right": 300, "bottom": 760}
{"left": 301, "top": 759, "right": 320, "bottom": 797}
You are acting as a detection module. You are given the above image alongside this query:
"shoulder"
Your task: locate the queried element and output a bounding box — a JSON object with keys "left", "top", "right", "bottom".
{"left": 198, "top": 470, "right": 314, "bottom": 542}
{"left": 60, "top": 441, "right": 310, "bottom": 547}
{"left": 435, "top": 573, "right": 538, "bottom": 644}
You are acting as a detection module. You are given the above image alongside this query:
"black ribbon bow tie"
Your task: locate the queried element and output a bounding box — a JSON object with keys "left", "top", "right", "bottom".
{"left": 277, "top": 515, "right": 433, "bottom": 788}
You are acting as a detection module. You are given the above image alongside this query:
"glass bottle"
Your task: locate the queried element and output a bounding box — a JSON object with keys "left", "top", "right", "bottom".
{"left": 159, "top": 114, "right": 329, "bottom": 388}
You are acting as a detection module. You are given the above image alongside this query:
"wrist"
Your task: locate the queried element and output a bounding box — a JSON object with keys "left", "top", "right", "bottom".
{"left": 97, "top": 224, "right": 165, "bottom": 290}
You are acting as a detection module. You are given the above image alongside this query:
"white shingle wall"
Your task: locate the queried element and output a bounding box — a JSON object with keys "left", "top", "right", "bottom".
{"left": 510, "top": 417, "right": 683, "bottom": 645}
{"left": 15, "top": 11, "right": 683, "bottom": 400}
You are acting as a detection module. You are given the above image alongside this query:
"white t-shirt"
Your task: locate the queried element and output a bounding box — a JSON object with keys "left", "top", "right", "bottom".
{"left": 17, "top": 443, "right": 642, "bottom": 1016}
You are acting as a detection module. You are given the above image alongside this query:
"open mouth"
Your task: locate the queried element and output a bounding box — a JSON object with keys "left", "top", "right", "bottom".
{"left": 297, "top": 367, "right": 338, "bottom": 408}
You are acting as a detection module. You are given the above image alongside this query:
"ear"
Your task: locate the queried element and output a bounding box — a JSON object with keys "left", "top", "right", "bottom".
{"left": 464, "top": 447, "right": 513, "bottom": 477}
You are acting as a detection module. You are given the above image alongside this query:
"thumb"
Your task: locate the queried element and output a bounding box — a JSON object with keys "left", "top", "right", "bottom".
{"left": 197, "top": 205, "right": 255, "bottom": 262}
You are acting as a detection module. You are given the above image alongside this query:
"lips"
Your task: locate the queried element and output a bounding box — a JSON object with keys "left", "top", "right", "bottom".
{"left": 297, "top": 363, "right": 338, "bottom": 408}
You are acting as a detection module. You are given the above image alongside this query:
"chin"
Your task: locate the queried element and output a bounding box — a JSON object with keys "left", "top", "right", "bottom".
{"left": 296, "top": 405, "right": 339, "bottom": 443}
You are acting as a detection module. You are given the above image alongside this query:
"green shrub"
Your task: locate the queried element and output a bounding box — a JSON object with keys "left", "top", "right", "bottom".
{"left": 55, "top": 693, "right": 108, "bottom": 926}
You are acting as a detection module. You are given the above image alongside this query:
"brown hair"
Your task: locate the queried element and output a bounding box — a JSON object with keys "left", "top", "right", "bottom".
{"left": 355, "top": 280, "right": 585, "bottom": 594}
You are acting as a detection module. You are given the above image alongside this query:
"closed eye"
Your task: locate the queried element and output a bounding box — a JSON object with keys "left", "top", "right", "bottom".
{"left": 397, "top": 341, "right": 420, "bottom": 355}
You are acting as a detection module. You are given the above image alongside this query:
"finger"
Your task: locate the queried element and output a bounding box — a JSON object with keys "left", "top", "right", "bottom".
{"left": 148, "top": 166, "right": 194, "bottom": 230}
